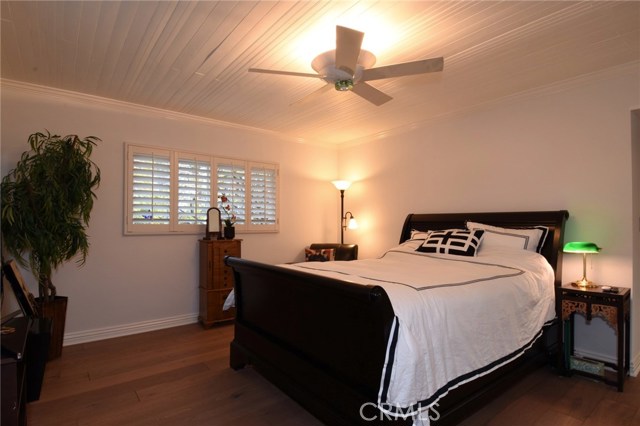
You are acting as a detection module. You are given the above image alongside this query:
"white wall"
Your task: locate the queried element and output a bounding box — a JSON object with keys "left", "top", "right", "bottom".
{"left": 2, "top": 63, "right": 638, "bottom": 368}
{"left": 338, "top": 64, "right": 639, "bottom": 369}
{"left": 1, "top": 82, "right": 339, "bottom": 341}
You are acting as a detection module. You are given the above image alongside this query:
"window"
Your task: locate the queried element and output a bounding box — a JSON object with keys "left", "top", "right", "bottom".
{"left": 249, "top": 162, "right": 278, "bottom": 231}
{"left": 125, "top": 144, "right": 278, "bottom": 234}
{"left": 128, "top": 147, "right": 171, "bottom": 232}
{"left": 216, "top": 160, "right": 246, "bottom": 225}
{"left": 177, "top": 155, "right": 211, "bottom": 227}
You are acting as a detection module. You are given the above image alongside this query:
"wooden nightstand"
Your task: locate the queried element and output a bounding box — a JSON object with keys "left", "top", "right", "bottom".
{"left": 556, "top": 284, "right": 631, "bottom": 391}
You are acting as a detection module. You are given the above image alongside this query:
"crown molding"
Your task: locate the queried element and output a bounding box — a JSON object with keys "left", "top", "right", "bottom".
{"left": 0, "top": 79, "right": 334, "bottom": 149}
{"left": 4, "top": 60, "right": 637, "bottom": 151}
{"left": 338, "top": 61, "right": 640, "bottom": 150}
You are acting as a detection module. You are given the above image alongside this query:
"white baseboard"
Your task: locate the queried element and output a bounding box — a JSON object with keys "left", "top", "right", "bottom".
{"left": 573, "top": 347, "right": 617, "bottom": 365}
{"left": 575, "top": 348, "right": 640, "bottom": 378}
{"left": 63, "top": 313, "right": 199, "bottom": 346}
{"left": 632, "top": 351, "right": 640, "bottom": 377}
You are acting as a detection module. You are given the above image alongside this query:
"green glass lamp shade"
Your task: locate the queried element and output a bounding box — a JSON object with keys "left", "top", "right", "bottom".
{"left": 563, "top": 241, "right": 601, "bottom": 254}
{"left": 563, "top": 242, "right": 601, "bottom": 288}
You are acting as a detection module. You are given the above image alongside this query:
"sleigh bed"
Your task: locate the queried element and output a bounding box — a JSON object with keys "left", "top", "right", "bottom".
{"left": 226, "top": 210, "right": 569, "bottom": 425}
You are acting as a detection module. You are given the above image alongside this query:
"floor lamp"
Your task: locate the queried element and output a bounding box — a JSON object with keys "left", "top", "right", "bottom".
{"left": 332, "top": 180, "right": 358, "bottom": 244}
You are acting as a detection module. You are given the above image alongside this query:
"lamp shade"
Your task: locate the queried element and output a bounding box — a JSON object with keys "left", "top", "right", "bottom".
{"left": 332, "top": 180, "right": 351, "bottom": 191}
{"left": 563, "top": 241, "right": 601, "bottom": 288}
{"left": 563, "top": 242, "right": 601, "bottom": 254}
{"left": 347, "top": 217, "right": 358, "bottom": 230}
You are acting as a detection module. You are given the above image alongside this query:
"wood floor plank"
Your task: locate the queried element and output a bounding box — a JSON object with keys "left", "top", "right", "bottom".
{"left": 486, "top": 395, "right": 547, "bottom": 426}
{"left": 581, "top": 398, "right": 638, "bottom": 426}
{"left": 553, "top": 375, "right": 608, "bottom": 420}
{"left": 533, "top": 409, "right": 583, "bottom": 426}
{"left": 26, "top": 323, "right": 638, "bottom": 426}
{"left": 632, "top": 407, "right": 640, "bottom": 426}
{"left": 525, "top": 369, "right": 573, "bottom": 402}
{"left": 609, "top": 371, "right": 640, "bottom": 408}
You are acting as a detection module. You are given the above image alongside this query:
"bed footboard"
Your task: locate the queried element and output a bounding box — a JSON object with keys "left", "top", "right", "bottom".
{"left": 225, "top": 256, "right": 400, "bottom": 425}
{"left": 225, "top": 257, "right": 557, "bottom": 425}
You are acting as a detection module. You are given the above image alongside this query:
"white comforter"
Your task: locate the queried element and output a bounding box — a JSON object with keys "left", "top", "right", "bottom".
{"left": 282, "top": 240, "right": 556, "bottom": 425}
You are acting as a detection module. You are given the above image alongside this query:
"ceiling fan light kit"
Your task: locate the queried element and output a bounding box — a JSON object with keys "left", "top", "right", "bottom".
{"left": 249, "top": 25, "right": 444, "bottom": 106}
{"left": 335, "top": 80, "right": 354, "bottom": 91}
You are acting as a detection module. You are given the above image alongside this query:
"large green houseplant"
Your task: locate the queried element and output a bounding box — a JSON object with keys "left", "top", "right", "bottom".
{"left": 1, "top": 131, "right": 101, "bottom": 358}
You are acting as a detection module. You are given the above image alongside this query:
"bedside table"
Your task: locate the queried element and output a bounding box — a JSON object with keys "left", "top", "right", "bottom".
{"left": 556, "top": 285, "right": 630, "bottom": 391}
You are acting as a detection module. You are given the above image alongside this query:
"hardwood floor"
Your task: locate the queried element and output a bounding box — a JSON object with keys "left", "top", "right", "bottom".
{"left": 28, "top": 323, "right": 639, "bottom": 426}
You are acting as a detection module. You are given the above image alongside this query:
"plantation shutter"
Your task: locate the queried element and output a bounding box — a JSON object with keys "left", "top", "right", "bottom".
{"left": 130, "top": 149, "right": 171, "bottom": 228}
{"left": 177, "top": 156, "right": 212, "bottom": 225}
{"left": 126, "top": 144, "right": 279, "bottom": 234}
{"left": 216, "top": 160, "right": 246, "bottom": 227}
{"left": 249, "top": 162, "right": 278, "bottom": 230}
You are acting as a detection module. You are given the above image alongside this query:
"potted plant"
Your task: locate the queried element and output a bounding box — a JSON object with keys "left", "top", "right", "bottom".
{"left": 219, "top": 194, "right": 236, "bottom": 239}
{"left": 1, "top": 131, "right": 101, "bottom": 359}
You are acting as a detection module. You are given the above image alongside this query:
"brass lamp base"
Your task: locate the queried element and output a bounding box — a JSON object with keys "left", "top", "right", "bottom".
{"left": 571, "top": 279, "right": 599, "bottom": 289}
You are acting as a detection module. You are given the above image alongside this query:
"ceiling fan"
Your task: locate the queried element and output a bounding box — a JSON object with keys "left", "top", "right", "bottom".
{"left": 248, "top": 25, "right": 444, "bottom": 106}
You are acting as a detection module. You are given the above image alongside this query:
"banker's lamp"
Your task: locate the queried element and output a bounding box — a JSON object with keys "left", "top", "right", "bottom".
{"left": 332, "top": 180, "right": 358, "bottom": 244}
{"left": 563, "top": 242, "right": 601, "bottom": 288}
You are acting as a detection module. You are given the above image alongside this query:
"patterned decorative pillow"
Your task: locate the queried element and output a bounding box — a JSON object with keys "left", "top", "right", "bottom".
{"left": 416, "top": 229, "right": 485, "bottom": 257}
{"left": 466, "top": 221, "right": 548, "bottom": 253}
{"left": 305, "top": 248, "right": 335, "bottom": 262}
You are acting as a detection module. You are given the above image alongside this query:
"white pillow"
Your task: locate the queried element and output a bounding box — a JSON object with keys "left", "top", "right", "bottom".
{"left": 410, "top": 229, "right": 431, "bottom": 240}
{"left": 466, "top": 221, "right": 548, "bottom": 253}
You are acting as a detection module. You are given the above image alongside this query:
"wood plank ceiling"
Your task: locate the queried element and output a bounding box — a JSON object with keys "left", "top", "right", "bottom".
{"left": 1, "top": 1, "right": 639, "bottom": 145}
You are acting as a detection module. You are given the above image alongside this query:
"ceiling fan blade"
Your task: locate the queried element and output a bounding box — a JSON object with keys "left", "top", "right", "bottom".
{"left": 289, "top": 84, "right": 333, "bottom": 107}
{"left": 361, "top": 57, "right": 444, "bottom": 82}
{"left": 351, "top": 82, "right": 393, "bottom": 106}
{"left": 335, "top": 26, "right": 364, "bottom": 75}
{"left": 249, "top": 68, "right": 323, "bottom": 79}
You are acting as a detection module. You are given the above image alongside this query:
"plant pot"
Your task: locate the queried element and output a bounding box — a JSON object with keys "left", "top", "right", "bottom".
{"left": 26, "top": 317, "right": 52, "bottom": 401}
{"left": 224, "top": 226, "right": 235, "bottom": 240}
{"left": 36, "top": 296, "right": 68, "bottom": 360}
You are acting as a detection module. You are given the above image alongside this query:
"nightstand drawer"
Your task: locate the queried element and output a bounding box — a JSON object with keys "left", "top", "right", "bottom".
{"left": 199, "top": 288, "right": 235, "bottom": 325}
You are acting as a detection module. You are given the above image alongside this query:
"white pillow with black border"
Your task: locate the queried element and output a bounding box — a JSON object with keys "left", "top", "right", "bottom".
{"left": 410, "top": 229, "right": 432, "bottom": 240}
{"left": 416, "top": 229, "right": 485, "bottom": 257}
{"left": 465, "top": 221, "right": 548, "bottom": 253}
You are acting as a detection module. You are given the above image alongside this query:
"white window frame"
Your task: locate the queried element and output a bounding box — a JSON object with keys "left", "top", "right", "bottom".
{"left": 125, "top": 143, "right": 279, "bottom": 235}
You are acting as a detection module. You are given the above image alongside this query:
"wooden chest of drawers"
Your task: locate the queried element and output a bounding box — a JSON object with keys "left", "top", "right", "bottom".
{"left": 198, "top": 239, "right": 241, "bottom": 327}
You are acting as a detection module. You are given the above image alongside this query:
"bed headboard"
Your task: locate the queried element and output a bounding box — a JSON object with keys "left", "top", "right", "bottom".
{"left": 400, "top": 210, "right": 569, "bottom": 286}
